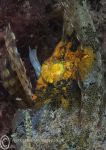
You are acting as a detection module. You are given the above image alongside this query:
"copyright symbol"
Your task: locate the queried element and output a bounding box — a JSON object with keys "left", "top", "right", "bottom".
{"left": 0, "top": 135, "right": 10, "bottom": 150}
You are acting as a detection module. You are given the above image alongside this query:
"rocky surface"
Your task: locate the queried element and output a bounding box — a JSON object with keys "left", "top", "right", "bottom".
{"left": 0, "top": 0, "right": 62, "bottom": 142}
{"left": 0, "top": 0, "right": 105, "bottom": 150}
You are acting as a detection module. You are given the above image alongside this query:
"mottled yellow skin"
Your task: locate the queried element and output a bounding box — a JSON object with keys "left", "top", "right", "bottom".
{"left": 36, "top": 41, "right": 95, "bottom": 89}
{"left": 41, "top": 62, "right": 64, "bottom": 84}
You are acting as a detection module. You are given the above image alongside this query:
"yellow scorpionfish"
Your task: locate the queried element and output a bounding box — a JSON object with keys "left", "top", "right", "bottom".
{"left": 36, "top": 41, "right": 95, "bottom": 89}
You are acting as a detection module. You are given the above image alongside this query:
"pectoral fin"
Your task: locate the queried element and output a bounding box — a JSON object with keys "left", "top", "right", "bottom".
{"left": 29, "top": 47, "right": 41, "bottom": 78}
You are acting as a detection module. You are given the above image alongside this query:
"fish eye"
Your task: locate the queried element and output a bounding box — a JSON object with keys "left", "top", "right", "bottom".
{"left": 71, "top": 38, "right": 80, "bottom": 52}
